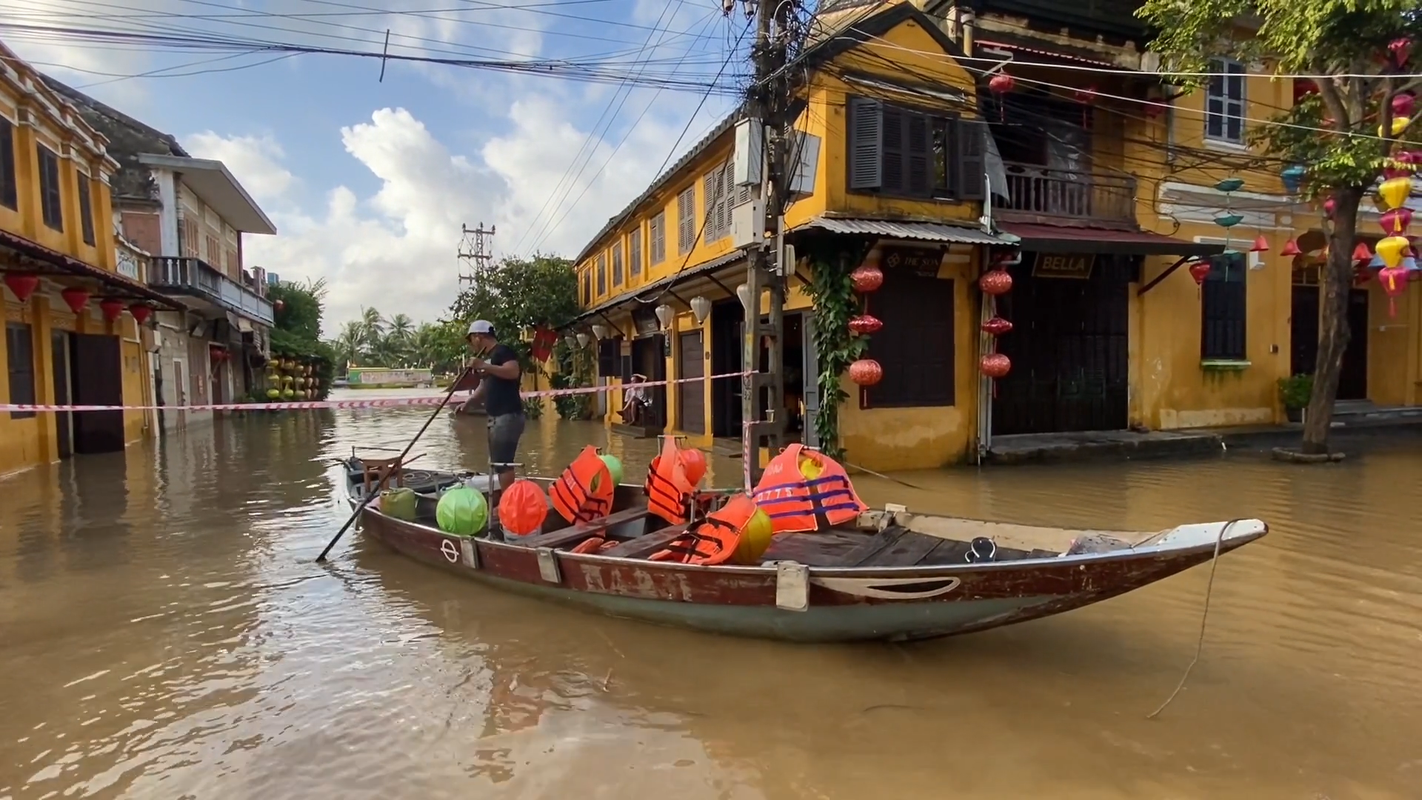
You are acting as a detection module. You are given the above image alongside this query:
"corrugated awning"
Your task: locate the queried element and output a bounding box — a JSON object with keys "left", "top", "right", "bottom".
{"left": 999, "top": 223, "right": 1225, "bottom": 257}
{"left": 795, "top": 217, "right": 1012, "bottom": 245}
{"left": 0, "top": 229, "right": 183, "bottom": 309}
{"left": 565, "top": 251, "right": 745, "bottom": 328}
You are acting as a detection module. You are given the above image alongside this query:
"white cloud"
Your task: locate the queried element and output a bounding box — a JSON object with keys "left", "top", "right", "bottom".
{"left": 185, "top": 132, "right": 296, "bottom": 199}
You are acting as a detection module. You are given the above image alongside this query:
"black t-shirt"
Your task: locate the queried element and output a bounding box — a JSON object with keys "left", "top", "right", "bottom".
{"left": 483, "top": 343, "right": 523, "bottom": 417}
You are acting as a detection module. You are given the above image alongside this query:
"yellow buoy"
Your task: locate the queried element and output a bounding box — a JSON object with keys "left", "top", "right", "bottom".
{"left": 797, "top": 454, "right": 824, "bottom": 481}
{"left": 731, "top": 505, "right": 775, "bottom": 565}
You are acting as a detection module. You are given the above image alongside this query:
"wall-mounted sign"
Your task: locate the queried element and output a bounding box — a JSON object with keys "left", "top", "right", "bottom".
{"left": 879, "top": 246, "right": 943, "bottom": 278}
{"left": 1031, "top": 253, "right": 1095, "bottom": 279}
{"left": 632, "top": 308, "right": 660, "bottom": 336}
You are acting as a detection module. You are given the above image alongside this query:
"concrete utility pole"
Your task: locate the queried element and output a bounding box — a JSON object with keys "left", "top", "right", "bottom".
{"left": 741, "top": 0, "right": 794, "bottom": 485}
{"left": 457, "top": 223, "right": 496, "bottom": 286}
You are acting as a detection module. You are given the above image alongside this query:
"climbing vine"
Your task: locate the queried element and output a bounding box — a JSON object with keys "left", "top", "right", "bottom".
{"left": 802, "top": 240, "right": 872, "bottom": 460}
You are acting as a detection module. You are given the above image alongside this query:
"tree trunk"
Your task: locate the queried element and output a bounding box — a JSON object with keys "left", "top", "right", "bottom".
{"left": 1301, "top": 186, "right": 1365, "bottom": 455}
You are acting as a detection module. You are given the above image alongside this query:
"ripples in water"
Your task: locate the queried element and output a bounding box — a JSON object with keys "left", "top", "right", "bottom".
{"left": 0, "top": 404, "right": 1419, "bottom": 799}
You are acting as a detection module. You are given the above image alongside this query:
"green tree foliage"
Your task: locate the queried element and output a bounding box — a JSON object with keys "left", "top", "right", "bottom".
{"left": 443, "top": 254, "right": 581, "bottom": 371}
{"left": 1137, "top": 1, "right": 1421, "bottom": 453}
{"left": 266, "top": 279, "right": 337, "bottom": 399}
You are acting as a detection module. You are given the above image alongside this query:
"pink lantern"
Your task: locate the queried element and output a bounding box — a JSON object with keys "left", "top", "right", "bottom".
{"left": 848, "top": 359, "right": 883, "bottom": 387}
{"left": 978, "top": 269, "right": 1013, "bottom": 296}
{"left": 1389, "top": 37, "right": 1413, "bottom": 68}
{"left": 1392, "top": 92, "right": 1416, "bottom": 119}
{"left": 1379, "top": 265, "right": 1408, "bottom": 317}
{"left": 981, "top": 317, "right": 1014, "bottom": 336}
{"left": 980, "top": 353, "right": 1011, "bottom": 379}
{"left": 1323, "top": 197, "right": 1336, "bottom": 218}
{"left": 850, "top": 265, "right": 883, "bottom": 294}
{"left": 847, "top": 314, "right": 883, "bottom": 335}
{"left": 1381, "top": 208, "right": 1414, "bottom": 236}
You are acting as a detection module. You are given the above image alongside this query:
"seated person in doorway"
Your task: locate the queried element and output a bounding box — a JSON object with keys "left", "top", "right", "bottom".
{"left": 619, "top": 374, "right": 648, "bottom": 425}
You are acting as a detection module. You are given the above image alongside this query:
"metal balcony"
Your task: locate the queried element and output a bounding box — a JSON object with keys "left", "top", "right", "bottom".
{"left": 997, "top": 161, "right": 1138, "bottom": 226}
{"left": 149, "top": 256, "right": 274, "bottom": 326}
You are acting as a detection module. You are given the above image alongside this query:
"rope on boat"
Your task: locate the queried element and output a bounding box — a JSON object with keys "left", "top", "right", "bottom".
{"left": 1146, "top": 518, "right": 1239, "bottom": 720}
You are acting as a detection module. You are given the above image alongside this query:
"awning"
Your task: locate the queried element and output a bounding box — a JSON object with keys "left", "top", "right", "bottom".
{"left": 998, "top": 223, "right": 1226, "bottom": 258}
{"left": 795, "top": 217, "right": 1012, "bottom": 245}
{"left": 565, "top": 251, "right": 745, "bottom": 328}
{"left": 0, "top": 230, "right": 183, "bottom": 309}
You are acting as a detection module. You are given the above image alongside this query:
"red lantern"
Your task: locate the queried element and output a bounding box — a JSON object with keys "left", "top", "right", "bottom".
{"left": 850, "top": 265, "right": 883, "bottom": 293}
{"left": 1145, "top": 102, "right": 1166, "bottom": 119}
{"left": 3, "top": 272, "right": 39, "bottom": 303}
{"left": 273, "top": 299, "right": 285, "bottom": 312}
{"left": 1379, "top": 265, "right": 1408, "bottom": 317}
{"left": 1393, "top": 92, "right": 1416, "bottom": 119}
{"left": 1188, "top": 259, "right": 1212, "bottom": 286}
{"left": 1352, "top": 242, "right": 1373, "bottom": 263}
{"left": 848, "top": 359, "right": 883, "bottom": 387}
{"left": 981, "top": 316, "right": 1014, "bottom": 336}
{"left": 1280, "top": 239, "right": 1303, "bottom": 257}
{"left": 1074, "top": 86, "right": 1098, "bottom": 104}
{"left": 1389, "top": 37, "right": 1412, "bottom": 68}
{"left": 988, "top": 73, "right": 1015, "bottom": 95}
{"left": 1249, "top": 235, "right": 1270, "bottom": 253}
{"left": 1323, "top": 197, "right": 1336, "bottom": 218}
{"left": 979, "top": 353, "right": 1011, "bottom": 379}
{"left": 99, "top": 299, "right": 124, "bottom": 322}
{"left": 497, "top": 478, "right": 550, "bottom": 536}
{"left": 847, "top": 314, "right": 883, "bottom": 335}
{"left": 129, "top": 304, "right": 152, "bottom": 326}
{"left": 978, "top": 269, "right": 1013, "bottom": 296}
{"left": 1380, "top": 208, "right": 1413, "bottom": 235}
{"left": 60, "top": 287, "right": 90, "bottom": 314}
{"left": 1353, "top": 263, "right": 1372, "bottom": 286}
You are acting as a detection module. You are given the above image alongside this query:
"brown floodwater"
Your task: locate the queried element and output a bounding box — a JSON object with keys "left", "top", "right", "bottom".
{"left": 2, "top": 393, "right": 1421, "bottom": 799}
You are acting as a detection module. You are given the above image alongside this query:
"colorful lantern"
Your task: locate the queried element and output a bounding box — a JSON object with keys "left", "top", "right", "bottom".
{"left": 497, "top": 479, "right": 549, "bottom": 536}
{"left": 1279, "top": 165, "right": 1306, "bottom": 194}
{"left": 978, "top": 269, "right": 1013, "bottom": 296}
{"left": 1379, "top": 265, "right": 1408, "bottom": 316}
{"left": 981, "top": 317, "right": 1014, "bottom": 336}
{"left": 1377, "top": 236, "right": 1411, "bottom": 268}
{"left": 979, "top": 353, "right": 1011, "bottom": 379}
{"left": 850, "top": 265, "right": 883, "bottom": 293}
{"left": 99, "top": 299, "right": 124, "bottom": 322}
{"left": 1280, "top": 239, "right": 1303, "bottom": 257}
{"left": 1250, "top": 235, "right": 1269, "bottom": 253}
{"left": 1188, "top": 259, "right": 1212, "bottom": 286}
{"left": 60, "top": 287, "right": 90, "bottom": 314}
{"left": 1393, "top": 93, "right": 1416, "bottom": 119}
{"left": 847, "top": 314, "right": 883, "bottom": 335}
{"left": 273, "top": 299, "right": 285, "bottom": 312}
{"left": 988, "top": 73, "right": 1015, "bottom": 95}
{"left": 129, "top": 304, "right": 152, "bottom": 326}
{"left": 1380, "top": 208, "right": 1413, "bottom": 235}
{"left": 1389, "top": 37, "right": 1413, "bottom": 68}
{"left": 3, "top": 272, "right": 39, "bottom": 303}
{"left": 1353, "top": 263, "right": 1372, "bottom": 286}
{"left": 1378, "top": 177, "right": 1413, "bottom": 210}
{"left": 1379, "top": 117, "right": 1411, "bottom": 139}
{"left": 1353, "top": 242, "right": 1374, "bottom": 263}
{"left": 848, "top": 359, "right": 883, "bottom": 387}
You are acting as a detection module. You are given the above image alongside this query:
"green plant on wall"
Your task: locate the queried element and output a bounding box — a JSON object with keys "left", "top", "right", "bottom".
{"left": 801, "top": 239, "right": 872, "bottom": 461}
{"left": 550, "top": 338, "right": 595, "bottom": 420}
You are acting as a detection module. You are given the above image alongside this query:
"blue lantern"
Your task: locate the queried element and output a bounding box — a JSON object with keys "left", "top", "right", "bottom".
{"left": 1280, "top": 165, "right": 1306, "bottom": 194}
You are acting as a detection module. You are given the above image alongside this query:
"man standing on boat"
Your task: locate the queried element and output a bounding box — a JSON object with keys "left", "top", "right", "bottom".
{"left": 463, "top": 320, "right": 525, "bottom": 493}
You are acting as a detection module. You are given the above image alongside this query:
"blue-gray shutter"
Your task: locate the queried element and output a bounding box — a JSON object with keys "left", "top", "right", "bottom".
{"left": 847, "top": 97, "right": 882, "bottom": 190}
{"left": 956, "top": 118, "right": 988, "bottom": 200}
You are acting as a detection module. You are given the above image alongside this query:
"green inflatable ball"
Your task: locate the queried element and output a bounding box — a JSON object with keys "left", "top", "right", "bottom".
{"left": 266, "top": 388, "right": 280, "bottom": 399}
{"left": 599, "top": 454, "right": 623, "bottom": 486}
{"left": 436, "top": 485, "right": 488, "bottom": 537}
{"left": 281, "top": 388, "right": 295, "bottom": 399}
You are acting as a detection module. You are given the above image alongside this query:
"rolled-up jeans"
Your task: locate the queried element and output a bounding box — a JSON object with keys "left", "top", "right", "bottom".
{"left": 487, "top": 412, "right": 526, "bottom": 472}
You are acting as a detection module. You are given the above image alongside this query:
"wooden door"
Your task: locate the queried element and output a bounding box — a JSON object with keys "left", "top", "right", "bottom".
{"left": 677, "top": 330, "right": 705, "bottom": 434}
{"left": 71, "top": 333, "right": 125, "bottom": 454}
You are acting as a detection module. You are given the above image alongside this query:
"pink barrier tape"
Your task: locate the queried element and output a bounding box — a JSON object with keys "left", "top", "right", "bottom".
{"left": 0, "top": 371, "right": 753, "bottom": 413}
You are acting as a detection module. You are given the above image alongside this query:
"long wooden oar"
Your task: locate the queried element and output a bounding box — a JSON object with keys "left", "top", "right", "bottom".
{"left": 316, "top": 366, "right": 473, "bottom": 562}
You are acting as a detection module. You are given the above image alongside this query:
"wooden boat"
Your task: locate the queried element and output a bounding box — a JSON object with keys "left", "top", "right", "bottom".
{"left": 341, "top": 458, "right": 1268, "bottom": 643}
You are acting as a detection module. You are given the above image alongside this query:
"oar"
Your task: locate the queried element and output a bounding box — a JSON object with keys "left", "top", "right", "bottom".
{"left": 316, "top": 366, "right": 474, "bottom": 562}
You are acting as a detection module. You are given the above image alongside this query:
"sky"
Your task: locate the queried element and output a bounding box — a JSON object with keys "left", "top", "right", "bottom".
{"left": 5, "top": 0, "right": 755, "bottom": 334}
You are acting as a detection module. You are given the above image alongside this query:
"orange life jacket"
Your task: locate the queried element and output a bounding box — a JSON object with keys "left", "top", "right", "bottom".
{"left": 649, "top": 493, "right": 758, "bottom": 565}
{"left": 751, "top": 444, "right": 867, "bottom": 534}
{"left": 550, "top": 445, "right": 614, "bottom": 524}
{"left": 644, "top": 437, "right": 695, "bottom": 524}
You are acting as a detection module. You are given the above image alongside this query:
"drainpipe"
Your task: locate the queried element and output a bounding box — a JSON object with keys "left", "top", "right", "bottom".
{"left": 961, "top": 8, "right": 976, "bottom": 57}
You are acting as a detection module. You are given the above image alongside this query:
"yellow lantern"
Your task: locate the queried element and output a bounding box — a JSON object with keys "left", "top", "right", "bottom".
{"left": 1377, "top": 235, "right": 1411, "bottom": 268}
{"left": 1378, "top": 116, "right": 1411, "bottom": 138}
{"left": 1378, "top": 177, "right": 1414, "bottom": 210}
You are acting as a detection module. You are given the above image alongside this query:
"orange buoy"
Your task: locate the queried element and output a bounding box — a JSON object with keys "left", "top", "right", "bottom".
{"left": 498, "top": 479, "right": 549, "bottom": 536}
{"left": 680, "top": 448, "right": 708, "bottom": 487}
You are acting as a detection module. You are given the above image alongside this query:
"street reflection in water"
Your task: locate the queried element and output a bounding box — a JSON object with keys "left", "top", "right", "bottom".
{"left": 1, "top": 392, "right": 1420, "bottom": 799}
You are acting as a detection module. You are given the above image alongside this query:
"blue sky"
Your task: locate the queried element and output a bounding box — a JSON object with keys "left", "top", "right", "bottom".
{"left": 6, "top": 0, "right": 752, "bottom": 332}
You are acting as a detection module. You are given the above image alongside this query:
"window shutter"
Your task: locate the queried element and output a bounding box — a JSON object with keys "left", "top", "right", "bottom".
{"left": 906, "top": 113, "right": 931, "bottom": 196}
{"left": 955, "top": 118, "right": 988, "bottom": 200}
{"left": 847, "top": 97, "right": 882, "bottom": 190}
{"left": 881, "top": 107, "right": 905, "bottom": 194}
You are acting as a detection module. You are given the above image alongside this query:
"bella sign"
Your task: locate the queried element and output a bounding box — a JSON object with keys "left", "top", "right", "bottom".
{"left": 1031, "top": 253, "right": 1095, "bottom": 279}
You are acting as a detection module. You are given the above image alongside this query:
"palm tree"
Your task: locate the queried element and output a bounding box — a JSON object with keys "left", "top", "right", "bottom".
{"left": 359, "top": 307, "right": 385, "bottom": 357}
{"left": 332, "top": 320, "right": 365, "bottom": 372}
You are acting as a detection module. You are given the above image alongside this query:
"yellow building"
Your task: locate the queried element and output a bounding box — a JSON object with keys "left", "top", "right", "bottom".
{"left": 0, "top": 40, "right": 179, "bottom": 477}
{"left": 566, "top": 1, "right": 1417, "bottom": 472}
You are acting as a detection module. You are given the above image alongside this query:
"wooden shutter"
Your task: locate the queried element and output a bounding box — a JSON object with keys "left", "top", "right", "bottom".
{"left": 847, "top": 97, "right": 882, "bottom": 190}
{"left": 906, "top": 113, "right": 931, "bottom": 196}
{"left": 955, "top": 118, "right": 988, "bottom": 200}
{"left": 629, "top": 228, "right": 642, "bottom": 277}
{"left": 881, "top": 107, "right": 905, "bottom": 194}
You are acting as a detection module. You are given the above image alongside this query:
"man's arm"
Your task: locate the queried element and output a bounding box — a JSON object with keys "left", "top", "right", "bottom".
{"left": 482, "top": 348, "right": 521, "bottom": 381}
{"left": 470, "top": 377, "right": 488, "bottom": 403}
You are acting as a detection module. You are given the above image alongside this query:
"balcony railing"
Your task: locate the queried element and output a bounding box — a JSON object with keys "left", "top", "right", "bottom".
{"left": 998, "top": 162, "right": 1138, "bottom": 225}
{"left": 150, "top": 256, "right": 274, "bottom": 326}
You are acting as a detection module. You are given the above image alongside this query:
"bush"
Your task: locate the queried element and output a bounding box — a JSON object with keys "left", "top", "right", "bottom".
{"left": 1277, "top": 374, "right": 1314, "bottom": 409}
{"left": 522, "top": 397, "right": 544, "bottom": 419}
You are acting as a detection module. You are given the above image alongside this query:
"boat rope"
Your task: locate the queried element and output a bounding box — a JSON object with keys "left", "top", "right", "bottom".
{"left": 1146, "top": 518, "right": 1240, "bottom": 720}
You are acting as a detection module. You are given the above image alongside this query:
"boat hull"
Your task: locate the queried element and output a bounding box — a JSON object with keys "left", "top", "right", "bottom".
{"left": 355, "top": 506, "right": 1266, "bottom": 643}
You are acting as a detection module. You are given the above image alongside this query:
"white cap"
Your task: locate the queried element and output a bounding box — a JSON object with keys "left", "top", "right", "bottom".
{"left": 467, "top": 320, "right": 494, "bottom": 336}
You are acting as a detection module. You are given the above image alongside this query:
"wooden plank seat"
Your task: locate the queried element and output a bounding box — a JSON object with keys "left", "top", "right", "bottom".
{"left": 514, "top": 508, "right": 652, "bottom": 550}
{"left": 598, "top": 525, "right": 690, "bottom": 559}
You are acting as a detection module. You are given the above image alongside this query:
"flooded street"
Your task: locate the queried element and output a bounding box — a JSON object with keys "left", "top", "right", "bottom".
{"left": 2, "top": 394, "right": 1421, "bottom": 799}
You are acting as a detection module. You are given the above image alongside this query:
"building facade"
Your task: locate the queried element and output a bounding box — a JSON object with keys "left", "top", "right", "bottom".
{"left": 45, "top": 79, "right": 278, "bottom": 433}
{"left": 567, "top": 0, "right": 1418, "bottom": 471}
{"left": 0, "top": 40, "right": 180, "bottom": 477}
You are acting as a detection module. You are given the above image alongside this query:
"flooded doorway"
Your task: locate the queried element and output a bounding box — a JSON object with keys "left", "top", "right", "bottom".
{"left": 70, "top": 332, "right": 125, "bottom": 454}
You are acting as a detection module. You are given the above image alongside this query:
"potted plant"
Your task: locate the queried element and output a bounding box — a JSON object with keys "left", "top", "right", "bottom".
{"left": 1277, "top": 373, "right": 1313, "bottom": 423}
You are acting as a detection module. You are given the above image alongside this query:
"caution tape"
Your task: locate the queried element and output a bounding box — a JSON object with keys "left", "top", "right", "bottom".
{"left": 0, "top": 371, "right": 752, "bottom": 413}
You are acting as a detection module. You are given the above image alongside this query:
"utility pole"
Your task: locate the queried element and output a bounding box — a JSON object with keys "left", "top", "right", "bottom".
{"left": 741, "top": 0, "right": 794, "bottom": 485}
{"left": 457, "top": 223, "right": 496, "bottom": 286}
